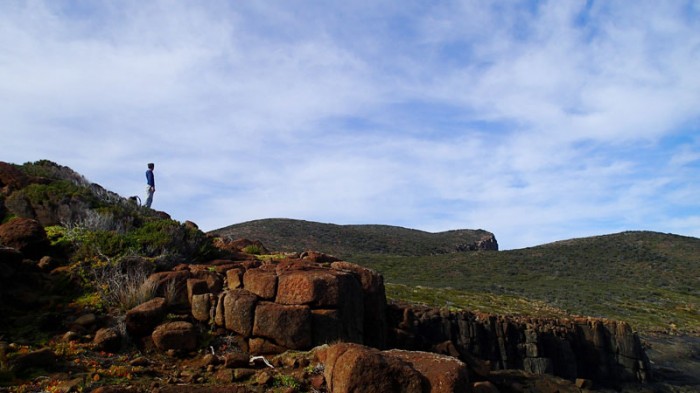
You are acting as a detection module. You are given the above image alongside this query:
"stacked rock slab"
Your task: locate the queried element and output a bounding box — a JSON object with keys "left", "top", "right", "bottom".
{"left": 186, "top": 257, "right": 386, "bottom": 354}
{"left": 386, "top": 303, "right": 652, "bottom": 387}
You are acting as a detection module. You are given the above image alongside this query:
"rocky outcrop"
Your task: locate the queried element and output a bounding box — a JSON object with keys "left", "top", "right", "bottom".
{"left": 0, "top": 162, "right": 29, "bottom": 194}
{"left": 457, "top": 234, "right": 499, "bottom": 251}
{"left": 387, "top": 303, "right": 652, "bottom": 387}
{"left": 200, "top": 258, "right": 378, "bottom": 354}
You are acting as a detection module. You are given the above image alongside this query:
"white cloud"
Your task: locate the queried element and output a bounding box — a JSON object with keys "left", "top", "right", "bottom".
{"left": 1, "top": 1, "right": 699, "bottom": 250}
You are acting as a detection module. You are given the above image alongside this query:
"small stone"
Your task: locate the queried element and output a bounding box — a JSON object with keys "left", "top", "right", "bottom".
{"left": 61, "top": 331, "right": 81, "bottom": 342}
{"left": 130, "top": 356, "right": 150, "bottom": 367}
{"left": 255, "top": 370, "right": 273, "bottom": 385}
{"left": 233, "top": 368, "right": 256, "bottom": 381}
{"left": 74, "top": 313, "right": 97, "bottom": 327}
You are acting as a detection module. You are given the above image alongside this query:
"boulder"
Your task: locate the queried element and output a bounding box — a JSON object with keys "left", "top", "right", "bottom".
{"left": 223, "top": 289, "right": 258, "bottom": 336}
{"left": 276, "top": 268, "right": 345, "bottom": 306}
{"left": 191, "top": 293, "right": 214, "bottom": 322}
{"left": 191, "top": 269, "right": 224, "bottom": 293}
{"left": 152, "top": 321, "right": 198, "bottom": 352}
{"left": 316, "top": 343, "right": 425, "bottom": 393}
{"left": 222, "top": 352, "right": 250, "bottom": 368}
{"left": 226, "top": 268, "right": 244, "bottom": 289}
{"left": 243, "top": 265, "right": 277, "bottom": 299}
{"left": 0, "top": 217, "right": 49, "bottom": 259}
{"left": 385, "top": 349, "right": 470, "bottom": 393}
{"left": 93, "top": 327, "right": 122, "bottom": 353}
{"left": 9, "top": 347, "right": 56, "bottom": 373}
{"left": 253, "top": 302, "right": 311, "bottom": 349}
{"left": 125, "top": 297, "right": 167, "bottom": 337}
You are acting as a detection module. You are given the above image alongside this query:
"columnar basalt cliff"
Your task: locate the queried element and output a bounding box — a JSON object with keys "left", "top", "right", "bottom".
{"left": 386, "top": 304, "right": 652, "bottom": 387}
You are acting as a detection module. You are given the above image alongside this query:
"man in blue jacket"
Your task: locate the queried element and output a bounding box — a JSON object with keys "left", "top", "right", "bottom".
{"left": 145, "top": 163, "right": 155, "bottom": 208}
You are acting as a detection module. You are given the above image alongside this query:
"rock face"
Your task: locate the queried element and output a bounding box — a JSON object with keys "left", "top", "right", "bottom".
{"left": 387, "top": 303, "right": 652, "bottom": 387}
{"left": 188, "top": 258, "right": 383, "bottom": 354}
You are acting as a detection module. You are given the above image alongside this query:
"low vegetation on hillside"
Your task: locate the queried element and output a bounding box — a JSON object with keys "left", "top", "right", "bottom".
{"left": 354, "top": 232, "right": 700, "bottom": 333}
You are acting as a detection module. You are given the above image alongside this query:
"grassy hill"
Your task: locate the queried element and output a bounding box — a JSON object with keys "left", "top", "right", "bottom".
{"left": 210, "top": 218, "right": 497, "bottom": 257}
{"left": 353, "top": 231, "right": 700, "bottom": 333}
{"left": 213, "top": 219, "right": 699, "bottom": 333}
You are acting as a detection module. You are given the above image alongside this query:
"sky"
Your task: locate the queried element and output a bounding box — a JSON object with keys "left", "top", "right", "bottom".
{"left": 2, "top": 1, "right": 699, "bottom": 250}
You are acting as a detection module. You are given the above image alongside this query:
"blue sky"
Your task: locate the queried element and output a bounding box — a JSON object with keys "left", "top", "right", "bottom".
{"left": 2, "top": 1, "right": 699, "bottom": 250}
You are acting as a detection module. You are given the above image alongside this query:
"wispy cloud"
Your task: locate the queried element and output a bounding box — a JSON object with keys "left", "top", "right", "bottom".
{"left": 1, "top": 1, "right": 698, "bottom": 249}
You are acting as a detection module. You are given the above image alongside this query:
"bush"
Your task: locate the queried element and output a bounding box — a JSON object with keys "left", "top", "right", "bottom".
{"left": 90, "top": 256, "right": 157, "bottom": 312}
{"left": 242, "top": 244, "right": 264, "bottom": 255}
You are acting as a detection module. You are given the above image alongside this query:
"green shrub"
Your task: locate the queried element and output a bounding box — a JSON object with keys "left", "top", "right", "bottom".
{"left": 18, "top": 181, "right": 95, "bottom": 207}
{"left": 242, "top": 244, "right": 264, "bottom": 255}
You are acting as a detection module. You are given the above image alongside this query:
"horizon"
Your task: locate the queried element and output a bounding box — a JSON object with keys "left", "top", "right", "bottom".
{"left": 2, "top": 1, "right": 699, "bottom": 250}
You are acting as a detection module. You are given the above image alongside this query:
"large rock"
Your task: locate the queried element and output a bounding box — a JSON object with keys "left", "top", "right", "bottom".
{"left": 276, "top": 268, "right": 353, "bottom": 307}
{"left": 276, "top": 266, "right": 365, "bottom": 344}
{"left": 191, "top": 293, "right": 214, "bottom": 322}
{"left": 253, "top": 302, "right": 311, "bottom": 349}
{"left": 0, "top": 217, "right": 49, "bottom": 258}
{"left": 385, "top": 349, "right": 470, "bottom": 393}
{"left": 223, "top": 289, "right": 258, "bottom": 336}
{"left": 125, "top": 297, "right": 167, "bottom": 337}
{"left": 243, "top": 265, "right": 277, "bottom": 299}
{"left": 93, "top": 327, "right": 122, "bottom": 353}
{"left": 316, "top": 343, "right": 425, "bottom": 393}
{"left": 9, "top": 347, "right": 56, "bottom": 373}
{"left": 152, "top": 321, "right": 198, "bottom": 352}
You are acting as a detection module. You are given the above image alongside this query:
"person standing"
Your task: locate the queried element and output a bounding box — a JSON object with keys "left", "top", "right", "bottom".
{"left": 145, "top": 163, "right": 155, "bottom": 208}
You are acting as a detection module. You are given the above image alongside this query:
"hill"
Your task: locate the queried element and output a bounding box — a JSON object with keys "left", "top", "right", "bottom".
{"left": 353, "top": 231, "right": 700, "bottom": 333}
{"left": 210, "top": 218, "right": 498, "bottom": 257}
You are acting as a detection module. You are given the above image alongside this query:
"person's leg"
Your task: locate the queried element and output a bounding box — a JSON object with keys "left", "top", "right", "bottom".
{"left": 145, "top": 185, "right": 154, "bottom": 208}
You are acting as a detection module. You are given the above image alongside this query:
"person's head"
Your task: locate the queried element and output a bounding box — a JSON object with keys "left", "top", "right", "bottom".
{"left": 148, "top": 163, "right": 155, "bottom": 170}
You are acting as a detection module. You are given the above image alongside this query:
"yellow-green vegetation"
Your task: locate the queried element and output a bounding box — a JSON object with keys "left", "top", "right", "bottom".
{"left": 272, "top": 373, "right": 301, "bottom": 389}
{"left": 386, "top": 284, "right": 571, "bottom": 318}
{"left": 242, "top": 244, "right": 265, "bottom": 255}
{"left": 356, "top": 231, "right": 700, "bottom": 334}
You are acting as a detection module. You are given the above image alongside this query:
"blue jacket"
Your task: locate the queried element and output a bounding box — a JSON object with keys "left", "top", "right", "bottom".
{"left": 146, "top": 169, "right": 155, "bottom": 187}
